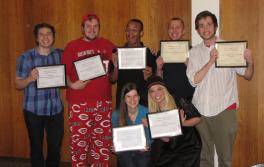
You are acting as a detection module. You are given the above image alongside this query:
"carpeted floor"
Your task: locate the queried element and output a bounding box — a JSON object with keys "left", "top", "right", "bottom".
{"left": 0, "top": 157, "right": 71, "bottom": 167}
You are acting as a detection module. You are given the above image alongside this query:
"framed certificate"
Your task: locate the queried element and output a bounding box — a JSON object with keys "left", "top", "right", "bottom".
{"left": 117, "top": 47, "right": 146, "bottom": 69}
{"left": 215, "top": 41, "right": 248, "bottom": 67}
{"left": 36, "top": 64, "right": 66, "bottom": 89}
{"left": 74, "top": 55, "right": 106, "bottom": 81}
{"left": 113, "top": 124, "right": 146, "bottom": 152}
{"left": 147, "top": 109, "right": 182, "bottom": 139}
{"left": 160, "top": 40, "right": 190, "bottom": 63}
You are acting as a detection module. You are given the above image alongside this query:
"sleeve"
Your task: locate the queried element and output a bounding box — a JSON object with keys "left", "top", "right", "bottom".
{"left": 175, "top": 97, "right": 201, "bottom": 119}
{"left": 234, "top": 67, "right": 246, "bottom": 76}
{"left": 186, "top": 49, "right": 200, "bottom": 87}
{"left": 16, "top": 54, "right": 30, "bottom": 78}
{"left": 111, "top": 111, "right": 119, "bottom": 128}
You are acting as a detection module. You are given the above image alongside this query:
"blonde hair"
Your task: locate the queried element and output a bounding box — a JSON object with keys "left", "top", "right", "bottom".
{"left": 148, "top": 85, "right": 177, "bottom": 113}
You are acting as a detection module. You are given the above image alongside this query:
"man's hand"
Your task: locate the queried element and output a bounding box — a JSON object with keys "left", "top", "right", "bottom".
{"left": 69, "top": 80, "right": 90, "bottom": 90}
{"left": 244, "top": 49, "right": 253, "bottom": 65}
{"left": 150, "top": 48, "right": 158, "bottom": 56}
{"left": 28, "top": 68, "right": 39, "bottom": 82}
{"left": 156, "top": 56, "right": 164, "bottom": 71}
{"left": 243, "top": 48, "right": 254, "bottom": 80}
{"left": 209, "top": 48, "right": 218, "bottom": 65}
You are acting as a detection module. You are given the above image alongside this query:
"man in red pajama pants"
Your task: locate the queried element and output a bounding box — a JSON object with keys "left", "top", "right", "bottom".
{"left": 62, "top": 14, "right": 116, "bottom": 167}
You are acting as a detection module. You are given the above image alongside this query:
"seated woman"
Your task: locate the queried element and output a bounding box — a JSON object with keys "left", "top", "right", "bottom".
{"left": 112, "top": 82, "right": 151, "bottom": 167}
{"left": 147, "top": 75, "right": 202, "bottom": 167}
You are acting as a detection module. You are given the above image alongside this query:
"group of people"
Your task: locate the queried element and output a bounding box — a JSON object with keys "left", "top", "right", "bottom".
{"left": 15, "top": 10, "right": 254, "bottom": 167}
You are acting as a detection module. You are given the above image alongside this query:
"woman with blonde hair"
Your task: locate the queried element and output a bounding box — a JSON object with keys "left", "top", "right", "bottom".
{"left": 147, "top": 75, "right": 202, "bottom": 167}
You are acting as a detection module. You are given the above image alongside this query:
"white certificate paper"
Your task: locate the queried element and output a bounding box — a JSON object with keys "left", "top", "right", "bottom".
{"left": 117, "top": 47, "right": 146, "bottom": 69}
{"left": 215, "top": 41, "right": 247, "bottom": 67}
{"left": 74, "top": 55, "right": 106, "bottom": 81}
{"left": 36, "top": 65, "right": 66, "bottom": 89}
{"left": 148, "top": 109, "right": 182, "bottom": 139}
{"left": 113, "top": 124, "right": 146, "bottom": 152}
{"left": 160, "top": 40, "right": 189, "bottom": 63}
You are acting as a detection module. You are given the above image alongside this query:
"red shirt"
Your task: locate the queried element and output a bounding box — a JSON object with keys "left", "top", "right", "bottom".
{"left": 62, "top": 37, "right": 115, "bottom": 102}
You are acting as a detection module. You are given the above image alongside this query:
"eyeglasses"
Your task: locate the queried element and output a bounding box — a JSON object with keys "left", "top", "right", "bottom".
{"left": 38, "top": 32, "right": 53, "bottom": 37}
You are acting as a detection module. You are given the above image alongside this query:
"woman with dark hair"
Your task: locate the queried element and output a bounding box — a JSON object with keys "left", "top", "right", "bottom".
{"left": 147, "top": 75, "right": 202, "bottom": 167}
{"left": 112, "top": 82, "right": 151, "bottom": 167}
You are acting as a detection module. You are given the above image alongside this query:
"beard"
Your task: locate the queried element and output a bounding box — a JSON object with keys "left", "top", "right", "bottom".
{"left": 85, "top": 36, "right": 97, "bottom": 41}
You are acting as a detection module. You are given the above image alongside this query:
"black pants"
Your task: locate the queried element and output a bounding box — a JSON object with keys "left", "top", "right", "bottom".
{"left": 24, "top": 111, "right": 64, "bottom": 167}
{"left": 117, "top": 150, "right": 151, "bottom": 167}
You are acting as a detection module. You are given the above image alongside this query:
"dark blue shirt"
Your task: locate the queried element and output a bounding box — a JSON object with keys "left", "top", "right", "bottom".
{"left": 16, "top": 48, "right": 63, "bottom": 116}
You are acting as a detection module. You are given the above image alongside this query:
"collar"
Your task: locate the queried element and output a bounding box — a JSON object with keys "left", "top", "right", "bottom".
{"left": 123, "top": 42, "right": 144, "bottom": 47}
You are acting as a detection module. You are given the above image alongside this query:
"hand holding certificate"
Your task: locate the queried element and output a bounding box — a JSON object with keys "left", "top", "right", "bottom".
{"left": 36, "top": 65, "right": 66, "bottom": 89}
{"left": 215, "top": 41, "right": 247, "bottom": 67}
{"left": 113, "top": 124, "right": 146, "bottom": 152}
{"left": 160, "top": 40, "right": 189, "bottom": 63}
{"left": 74, "top": 55, "right": 106, "bottom": 81}
{"left": 117, "top": 47, "right": 146, "bottom": 69}
{"left": 147, "top": 109, "right": 182, "bottom": 139}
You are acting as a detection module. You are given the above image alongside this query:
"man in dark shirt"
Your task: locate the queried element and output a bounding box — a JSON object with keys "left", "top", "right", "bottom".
{"left": 156, "top": 17, "right": 194, "bottom": 100}
{"left": 111, "top": 19, "right": 157, "bottom": 107}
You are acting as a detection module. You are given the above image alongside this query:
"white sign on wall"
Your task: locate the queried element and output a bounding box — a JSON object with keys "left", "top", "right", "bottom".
{"left": 191, "top": 0, "right": 220, "bottom": 46}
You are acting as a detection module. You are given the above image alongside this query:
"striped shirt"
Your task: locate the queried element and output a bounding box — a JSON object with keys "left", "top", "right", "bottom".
{"left": 186, "top": 41, "right": 245, "bottom": 117}
{"left": 16, "top": 48, "right": 63, "bottom": 116}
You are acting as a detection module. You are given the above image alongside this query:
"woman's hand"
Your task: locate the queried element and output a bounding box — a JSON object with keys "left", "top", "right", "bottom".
{"left": 160, "top": 137, "right": 170, "bottom": 142}
{"left": 140, "top": 145, "right": 150, "bottom": 152}
{"left": 141, "top": 118, "right": 148, "bottom": 127}
{"left": 180, "top": 109, "right": 186, "bottom": 125}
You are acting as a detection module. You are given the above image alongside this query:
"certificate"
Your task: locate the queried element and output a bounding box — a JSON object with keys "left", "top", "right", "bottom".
{"left": 215, "top": 41, "right": 247, "bottom": 67}
{"left": 74, "top": 55, "right": 106, "bottom": 81}
{"left": 117, "top": 47, "right": 146, "bottom": 69}
{"left": 113, "top": 124, "right": 146, "bottom": 152}
{"left": 147, "top": 109, "right": 182, "bottom": 139}
{"left": 36, "top": 65, "right": 66, "bottom": 89}
{"left": 160, "top": 40, "right": 189, "bottom": 63}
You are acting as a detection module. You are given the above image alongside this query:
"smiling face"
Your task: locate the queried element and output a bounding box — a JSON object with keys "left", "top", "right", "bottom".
{"left": 36, "top": 27, "right": 54, "bottom": 49}
{"left": 196, "top": 16, "right": 217, "bottom": 41}
{"left": 82, "top": 18, "right": 100, "bottom": 41}
{"left": 168, "top": 19, "right": 185, "bottom": 40}
{"left": 125, "top": 89, "right": 140, "bottom": 111}
{"left": 149, "top": 84, "right": 166, "bottom": 106}
{"left": 125, "top": 21, "right": 143, "bottom": 47}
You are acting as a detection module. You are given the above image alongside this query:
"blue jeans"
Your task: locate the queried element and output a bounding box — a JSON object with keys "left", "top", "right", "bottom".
{"left": 24, "top": 111, "right": 64, "bottom": 167}
{"left": 117, "top": 150, "right": 151, "bottom": 167}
